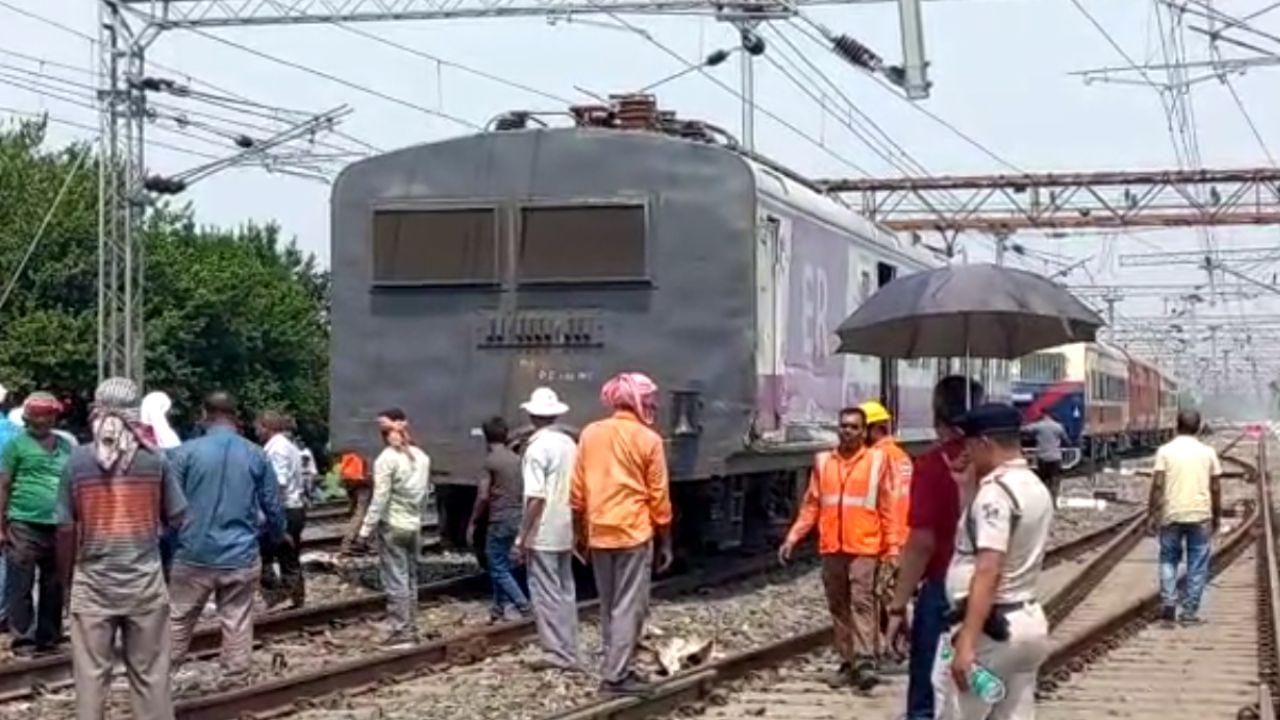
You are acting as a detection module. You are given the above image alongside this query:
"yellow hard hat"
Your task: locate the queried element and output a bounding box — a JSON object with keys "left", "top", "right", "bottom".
{"left": 859, "top": 400, "right": 892, "bottom": 425}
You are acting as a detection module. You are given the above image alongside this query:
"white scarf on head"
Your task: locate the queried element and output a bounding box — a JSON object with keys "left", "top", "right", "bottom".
{"left": 140, "top": 392, "right": 181, "bottom": 449}
{"left": 93, "top": 410, "right": 141, "bottom": 471}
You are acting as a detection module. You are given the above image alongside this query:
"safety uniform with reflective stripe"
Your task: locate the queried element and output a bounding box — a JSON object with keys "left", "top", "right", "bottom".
{"left": 870, "top": 435, "right": 912, "bottom": 557}
{"left": 785, "top": 446, "right": 898, "bottom": 556}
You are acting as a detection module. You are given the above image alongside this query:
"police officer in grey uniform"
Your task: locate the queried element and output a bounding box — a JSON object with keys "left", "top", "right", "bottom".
{"left": 934, "top": 404, "right": 1055, "bottom": 720}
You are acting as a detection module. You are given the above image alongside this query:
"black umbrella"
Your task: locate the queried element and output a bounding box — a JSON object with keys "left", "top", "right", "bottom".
{"left": 834, "top": 263, "right": 1104, "bottom": 359}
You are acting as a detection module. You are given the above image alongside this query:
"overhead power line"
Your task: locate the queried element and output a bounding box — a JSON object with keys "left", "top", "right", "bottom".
{"left": 0, "top": 1, "right": 384, "bottom": 153}
{"left": 332, "top": 23, "right": 576, "bottom": 106}
{"left": 180, "top": 26, "right": 480, "bottom": 130}
{"left": 785, "top": 18, "right": 1022, "bottom": 173}
{"left": 0, "top": 106, "right": 224, "bottom": 160}
{"left": 764, "top": 24, "right": 925, "bottom": 177}
{"left": 572, "top": 3, "right": 871, "bottom": 176}
{"left": 1222, "top": 76, "right": 1276, "bottom": 166}
{"left": 0, "top": 147, "right": 90, "bottom": 313}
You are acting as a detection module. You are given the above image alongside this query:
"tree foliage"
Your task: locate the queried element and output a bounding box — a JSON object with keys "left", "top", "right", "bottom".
{"left": 0, "top": 119, "right": 329, "bottom": 448}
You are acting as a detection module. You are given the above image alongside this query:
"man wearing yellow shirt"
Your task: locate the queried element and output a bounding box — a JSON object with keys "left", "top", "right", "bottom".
{"left": 1148, "top": 409, "right": 1223, "bottom": 626}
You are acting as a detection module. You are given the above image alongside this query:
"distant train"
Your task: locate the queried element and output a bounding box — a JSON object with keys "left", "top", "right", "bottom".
{"left": 1011, "top": 342, "right": 1178, "bottom": 464}
{"left": 328, "top": 96, "right": 1009, "bottom": 551}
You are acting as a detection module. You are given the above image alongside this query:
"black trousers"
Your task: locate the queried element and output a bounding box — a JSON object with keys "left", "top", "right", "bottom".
{"left": 1037, "top": 460, "right": 1062, "bottom": 499}
{"left": 6, "top": 520, "right": 63, "bottom": 649}
{"left": 261, "top": 508, "right": 307, "bottom": 604}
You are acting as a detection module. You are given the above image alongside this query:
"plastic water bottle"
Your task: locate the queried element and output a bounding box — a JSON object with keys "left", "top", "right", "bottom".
{"left": 940, "top": 637, "right": 1008, "bottom": 704}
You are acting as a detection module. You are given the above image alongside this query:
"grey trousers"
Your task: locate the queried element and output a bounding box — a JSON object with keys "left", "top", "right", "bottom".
{"left": 379, "top": 526, "right": 420, "bottom": 638}
{"left": 591, "top": 543, "right": 652, "bottom": 684}
{"left": 529, "top": 550, "right": 580, "bottom": 668}
{"left": 72, "top": 606, "right": 174, "bottom": 720}
{"left": 169, "top": 561, "right": 258, "bottom": 675}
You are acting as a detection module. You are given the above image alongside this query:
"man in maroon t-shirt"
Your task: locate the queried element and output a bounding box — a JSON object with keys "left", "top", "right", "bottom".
{"left": 886, "top": 376, "right": 983, "bottom": 720}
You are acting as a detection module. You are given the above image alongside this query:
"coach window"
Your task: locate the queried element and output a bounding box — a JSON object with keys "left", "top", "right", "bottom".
{"left": 517, "top": 204, "right": 648, "bottom": 284}
{"left": 371, "top": 208, "right": 499, "bottom": 286}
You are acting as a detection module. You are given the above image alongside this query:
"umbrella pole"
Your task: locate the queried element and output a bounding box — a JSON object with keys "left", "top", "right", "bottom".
{"left": 965, "top": 330, "right": 972, "bottom": 411}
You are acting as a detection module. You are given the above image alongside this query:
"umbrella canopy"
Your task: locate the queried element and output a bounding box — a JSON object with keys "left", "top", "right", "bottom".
{"left": 835, "top": 263, "right": 1104, "bottom": 359}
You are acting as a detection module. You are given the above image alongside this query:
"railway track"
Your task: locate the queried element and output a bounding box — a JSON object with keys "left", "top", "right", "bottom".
{"left": 142, "top": 505, "right": 1133, "bottom": 720}
{"left": 0, "top": 452, "right": 1169, "bottom": 719}
{"left": 507, "top": 436, "right": 1269, "bottom": 720}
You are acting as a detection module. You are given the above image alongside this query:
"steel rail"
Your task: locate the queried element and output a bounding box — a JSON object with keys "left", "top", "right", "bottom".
{"left": 1257, "top": 435, "right": 1280, "bottom": 718}
{"left": 537, "top": 440, "right": 1254, "bottom": 720}
{"left": 0, "top": 569, "right": 490, "bottom": 701}
{"left": 171, "top": 552, "right": 808, "bottom": 720}
{"left": 1035, "top": 448, "right": 1264, "bottom": 693}
{"left": 538, "top": 511, "right": 1152, "bottom": 720}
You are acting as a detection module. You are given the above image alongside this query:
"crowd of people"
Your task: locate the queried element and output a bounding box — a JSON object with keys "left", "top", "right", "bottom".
{"left": 783, "top": 375, "right": 1226, "bottom": 720}
{"left": 0, "top": 367, "right": 1227, "bottom": 720}
{"left": 0, "top": 380, "right": 321, "bottom": 720}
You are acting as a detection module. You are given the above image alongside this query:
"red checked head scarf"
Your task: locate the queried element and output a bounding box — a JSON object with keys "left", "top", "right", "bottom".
{"left": 600, "top": 372, "right": 659, "bottom": 425}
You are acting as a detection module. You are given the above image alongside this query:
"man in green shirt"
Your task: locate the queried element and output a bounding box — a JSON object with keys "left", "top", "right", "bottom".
{"left": 0, "top": 392, "right": 73, "bottom": 656}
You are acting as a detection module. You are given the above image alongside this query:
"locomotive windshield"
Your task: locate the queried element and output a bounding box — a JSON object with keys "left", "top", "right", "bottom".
{"left": 517, "top": 204, "right": 647, "bottom": 284}
{"left": 371, "top": 208, "right": 499, "bottom": 285}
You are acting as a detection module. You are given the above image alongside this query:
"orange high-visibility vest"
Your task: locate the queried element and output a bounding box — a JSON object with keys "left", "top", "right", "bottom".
{"left": 871, "top": 436, "right": 913, "bottom": 558}
{"left": 786, "top": 447, "right": 895, "bottom": 556}
{"left": 339, "top": 452, "right": 369, "bottom": 487}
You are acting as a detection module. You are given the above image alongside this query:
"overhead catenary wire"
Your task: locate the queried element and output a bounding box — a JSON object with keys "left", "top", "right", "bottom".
{"left": 178, "top": 26, "right": 480, "bottom": 130}
{"left": 0, "top": 147, "right": 90, "bottom": 313}
{"left": 762, "top": 24, "right": 927, "bottom": 178}
{"left": 0, "top": 75, "right": 272, "bottom": 153}
{"left": 0, "top": 106, "right": 224, "bottom": 160}
{"left": 0, "top": 1, "right": 384, "bottom": 153}
{"left": 331, "top": 23, "right": 577, "bottom": 106}
{"left": 1222, "top": 75, "right": 1276, "bottom": 166}
{"left": 784, "top": 18, "right": 1023, "bottom": 174}
{"left": 575, "top": 0, "right": 871, "bottom": 177}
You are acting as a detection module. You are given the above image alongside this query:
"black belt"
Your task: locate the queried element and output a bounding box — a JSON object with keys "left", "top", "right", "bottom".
{"left": 945, "top": 599, "right": 1038, "bottom": 640}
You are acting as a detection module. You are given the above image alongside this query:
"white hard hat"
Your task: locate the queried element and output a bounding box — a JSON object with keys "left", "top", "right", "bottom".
{"left": 521, "top": 387, "right": 570, "bottom": 417}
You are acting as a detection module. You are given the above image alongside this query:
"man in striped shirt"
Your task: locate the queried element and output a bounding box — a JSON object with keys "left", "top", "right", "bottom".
{"left": 56, "top": 377, "right": 187, "bottom": 720}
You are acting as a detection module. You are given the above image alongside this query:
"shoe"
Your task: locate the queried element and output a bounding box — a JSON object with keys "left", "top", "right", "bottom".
{"left": 382, "top": 632, "right": 419, "bottom": 649}
{"left": 1159, "top": 605, "right": 1177, "bottom": 627}
{"left": 600, "top": 673, "right": 651, "bottom": 696}
{"left": 218, "top": 671, "right": 249, "bottom": 689}
{"left": 824, "top": 662, "right": 853, "bottom": 689}
{"left": 878, "top": 658, "right": 909, "bottom": 676}
{"left": 526, "top": 657, "right": 581, "bottom": 673}
{"left": 1179, "top": 615, "right": 1205, "bottom": 627}
{"left": 10, "top": 645, "right": 35, "bottom": 660}
{"left": 851, "top": 660, "right": 880, "bottom": 694}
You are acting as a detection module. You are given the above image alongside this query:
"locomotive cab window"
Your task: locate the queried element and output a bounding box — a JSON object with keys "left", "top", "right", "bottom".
{"left": 371, "top": 208, "right": 499, "bottom": 286}
{"left": 517, "top": 204, "right": 648, "bottom": 284}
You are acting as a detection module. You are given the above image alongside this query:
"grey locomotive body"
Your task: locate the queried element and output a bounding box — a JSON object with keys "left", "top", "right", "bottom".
{"left": 330, "top": 126, "right": 950, "bottom": 548}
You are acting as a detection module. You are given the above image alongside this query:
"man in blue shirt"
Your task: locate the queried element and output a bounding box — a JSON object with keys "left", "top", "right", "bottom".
{"left": 168, "top": 391, "right": 288, "bottom": 683}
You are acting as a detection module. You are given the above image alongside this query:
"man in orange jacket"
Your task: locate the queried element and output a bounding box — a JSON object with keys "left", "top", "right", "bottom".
{"left": 860, "top": 400, "right": 913, "bottom": 669}
{"left": 778, "top": 406, "right": 897, "bottom": 692}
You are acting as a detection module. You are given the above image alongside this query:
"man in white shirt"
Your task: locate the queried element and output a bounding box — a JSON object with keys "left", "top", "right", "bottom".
{"left": 513, "top": 388, "right": 581, "bottom": 672}
{"left": 256, "top": 411, "right": 307, "bottom": 608}
{"left": 358, "top": 408, "right": 431, "bottom": 648}
{"left": 1148, "top": 409, "right": 1223, "bottom": 626}
{"left": 935, "top": 403, "right": 1054, "bottom": 720}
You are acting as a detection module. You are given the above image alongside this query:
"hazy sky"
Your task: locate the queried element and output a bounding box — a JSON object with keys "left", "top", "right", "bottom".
{"left": 3, "top": 0, "right": 1279, "bottom": 379}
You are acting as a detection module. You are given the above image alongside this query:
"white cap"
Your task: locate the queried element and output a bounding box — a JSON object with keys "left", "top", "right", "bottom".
{"left": 521, "top": 387, "right": 569, "bottom": 417}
